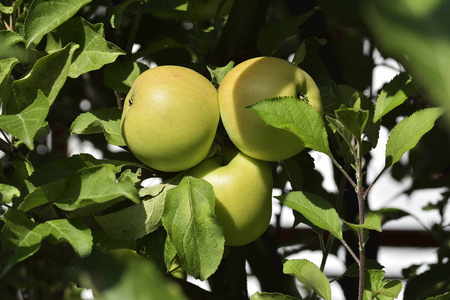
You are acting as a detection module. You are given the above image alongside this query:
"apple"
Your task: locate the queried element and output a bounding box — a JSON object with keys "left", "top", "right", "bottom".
{"left": 121, "top": 65, "right": 219, "bottom": 172}
{"left": 189, "top": 147, "right": 272, "bottom": 246}
{"left": 218, "top": 56, "right": 322, "bottom": 162}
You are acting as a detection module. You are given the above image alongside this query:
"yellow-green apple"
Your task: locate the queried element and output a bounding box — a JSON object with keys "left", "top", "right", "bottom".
{"left": 121, "top": 66, "right": 219, "bottom": 172}
{"left": 218, "top": 56, "right": 322, "bottom": 161}
{"left": 189, "top": 147, "right": 272, "bottom": 246}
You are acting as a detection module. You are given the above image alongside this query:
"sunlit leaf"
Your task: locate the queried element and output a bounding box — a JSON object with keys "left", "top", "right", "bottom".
{"left": 46, "top": 17, "right": 125, "bottom": 78}
{"left": 385, "top": 108, "right": 445, "bottom": 167}
{"left": 23, "top": 0, "right": 92, "bottom": 47}
{"left": 373, "top": 72, "right": 418, "bottom": 123}
{"left": 70, "top": 107, "right": 126, "bottom": 146}
{"left": 277, "top": 191, "right": 343, "bottom": 240}
{"left": 283, "top": 259, "right": 331, "bottom": 300}
{"left": 0, "top": 183, "right": 20, "bottom": 205}
{"left": 162, "top": 176, "right": 224, "bottom": 280}
{"left": 249, "top": 96, "right": 332, "bottom": 156}
{"left": 0, "top": 90, "right": 50, "bottom": 150}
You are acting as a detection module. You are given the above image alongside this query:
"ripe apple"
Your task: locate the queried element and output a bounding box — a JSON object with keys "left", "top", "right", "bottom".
{"left": 189, "top": 147, "right": 272, "bottom": 246}
{"left": 218, "top": 56, "right": 322, "bottom": 162}
{"left": 121, "top": 65, "right": 219, "bottom": 172}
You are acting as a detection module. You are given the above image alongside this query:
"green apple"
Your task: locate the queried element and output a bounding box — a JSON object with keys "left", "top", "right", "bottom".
{"left": 121, "top": 65, "right": 219, "bottom": 172}
{"left": 190, "top": 148, "right": 272, "bottom": 246}
{"left": 218, "top": 56, "right": 322, "bottom": 162}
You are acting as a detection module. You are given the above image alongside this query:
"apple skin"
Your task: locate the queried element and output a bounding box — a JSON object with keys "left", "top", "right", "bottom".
{"left": 121, "top": 66, "right": 219, "bottom": 172}
{"left": 218, "top": 56, "right": 322, "bottom": 162}
{"left": 189, "top": 148, "right": 272, "bottom": 246}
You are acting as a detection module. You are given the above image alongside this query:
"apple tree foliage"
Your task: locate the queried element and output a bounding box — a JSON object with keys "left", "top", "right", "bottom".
{"left": 0, "top": 0, "right": 449, "bottom": 299}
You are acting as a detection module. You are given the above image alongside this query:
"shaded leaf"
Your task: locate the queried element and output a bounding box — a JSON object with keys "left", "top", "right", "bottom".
{"left": 335, "top": 106, "right": 369, "bottom": 138}
{"left": 131, "top": 37, "right": 185, "bottom": 60}
{"left": 373, "top": 72, "right": 418, "bottom": 123}
{"left": 0, "top": 57, "right": 19, "bottom": 107}
{"left": 251, "top": 291, "right": 301, "bottom": 300}
{"left": 12, "top": 43, "right": 78, "bottom": 112}
{"left": 1, "top": 209, "right": 92, "bottom": 277}
{"left": 23, "top": 0, "right": 92, "bottom": 47}
{"left": 362, "top": 0, "right": 450, "bottom": 127}
{"left": 258, "top": 8, "right": 317, "bottom": 55}
{"left": 0, "top": 31, "right": 26, "bottom": 56}
{"left": 283, "top": 259, "right": 331, "bottom": 300}
{"left": 106, "top": 0, "right": 140, "bottom": 29}
{"left": 0, "top": 90, "right": 50, "bottom": 150}
{"left": 77, "top": 251, "right": 188, "bottom": 300}
{"left": 207, "top": 61, "right": 234, "bottom": 87}
{"left": 277, "top": 191, "right": 342, "bottom": 240}
{"left": 249, "top": 96, "right": 331, "bottom": 156}
{"left": 46, "top": 17, "right": 125, "bottom": 78}
{"left": 54, "top": 164, "right": 140, "bottom": 213}
{"left": 95, "top": 184, "right": 174, "bottom": 240}
{"left": 103, "top": 60, "right": 148, "bottom": 94}
{"left": 385, "top": 108, "right": 445, "bottom": 167}
{"left": 162, "top": 176, "right": 224, "bottom": 281}
{"left": 70, "top": 107, "right": 125, "bottom": 146}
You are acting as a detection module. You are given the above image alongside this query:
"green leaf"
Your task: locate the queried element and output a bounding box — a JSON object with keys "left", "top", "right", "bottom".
{"left": 0, "top": 90, "right": 50, "bottom": 150}
{"left": 426, "top": 292, "right": 450, "bottom": 300}
{"left": 162, "top": 176, "right": 224, "bottom": 281}
{"left": 248, "top": 96, "right": 332, "bottom": 156}
{"left": 277, "top": 191, "right": 343, "bottom": 240}
{"left": 23, "top": 0, "right": 92, "bottom": 47}
{"left": 334, "top": 259, "right": 384, "bottom": 281}
{"left": 326, "top": 116, "right": 354, "bottom": 157}
{"left": 258, "top": 8, "right": 318, "bottom": 55}
{"left": 335, "top": 105, "right": 369, "bottom": 138}
{"left": 70, "top": 107, "right": 126, "bottom": 146}
{"left": 12, "top": 43, "right": 78, "bottom": 112}
{"left": 26, "top": 153, "right": 145, "bottom": 188}
{"left": 18, "top": 179, "right": 64, "bottom": 212}
{"left": 364, "top": 269, "right": 402, "bottom": 300}
{"left": 131, "top": 37, "right": 185, "bottom": 60}
{"left": 250, "top": 291, "right": 301, "bottom": 300}
{"left": 207, "top": 61, "right": 234, "bottom": 87}
{"left": 283, "top": 259, "right": 331, "bottom": 300}
{"left": 404, "top": 262, "right": 450, "bottom": 300}
{"left": 0, "top": 3, "right": 14, "bottom": 14}
{"left": 103, "top": 60, "right": 148, "bottom": 94}
{"left": 46, "top": 17, "right": 125, "bottom": 78}
{"left": 373, "top": 72, "right": 418, "bottom": 123}
{"left": 0, "top": 30, "right": 26, "bottom": 56}
{"left": 95, "top": 183, "right": 174, "bottom": 240}
{"left": 362, "top": 0, "right": 450, "bottom": 127}
{"left": 0, "top": 183, "right": 20, "bottom": 205}
{"left": 0, "top": 209, "right": 92, "bottom": 276}
{"left": 343, "top": 213, "right": 382, "bottom": 236}
{"left": 371, "top": 208, "right": 410, "bottom": 226}
{"left": 77, "top": 251, "right": 188, "bottom": 300}
{"left": 0, "top": 57, "right": 19, "bottom": 108}
{"left": 54, "top": 164, "right": 140, "bottom": 213}
{"left": 385, "top": 108, "right": 445, "bottom": 167}
{"left": 105, "top": 0, "right": 140, "bottom": 29}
